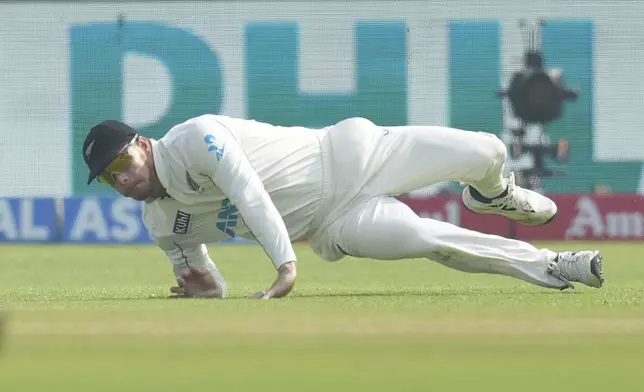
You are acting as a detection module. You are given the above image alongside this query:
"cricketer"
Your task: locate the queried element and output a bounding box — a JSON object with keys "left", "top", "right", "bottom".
{"left": 82, "top": 115, "right": 604, "bottom": 299}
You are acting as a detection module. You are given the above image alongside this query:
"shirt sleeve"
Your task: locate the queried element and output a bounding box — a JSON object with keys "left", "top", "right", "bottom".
{"left": 163, "top": 242, "right": 228, "bottom": 298}
{"left": 178, "top": 117, "right": 297, "bottom": 269}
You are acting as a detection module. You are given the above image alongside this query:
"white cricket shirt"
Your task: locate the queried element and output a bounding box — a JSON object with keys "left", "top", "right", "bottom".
{"left": 142, "top": 115, "right": 328, "bottom": 292}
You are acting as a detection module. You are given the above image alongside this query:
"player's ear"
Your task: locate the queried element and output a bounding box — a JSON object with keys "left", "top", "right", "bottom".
{"left": 138, "top": 136, "right": 152, "bottom": 154}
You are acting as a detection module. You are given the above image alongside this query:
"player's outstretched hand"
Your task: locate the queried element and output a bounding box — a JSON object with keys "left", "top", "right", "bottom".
{"left": 247, "top": 261, "right": 297, "bottom": 300}
{"left": 248, "top": 290, "right": 271, "bottom": 299}
{"left": 169, "top": 267, "right": 223, "bottom": 299}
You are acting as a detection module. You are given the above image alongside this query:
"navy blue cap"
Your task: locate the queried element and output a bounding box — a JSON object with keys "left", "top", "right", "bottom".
{"left": 82, "top": 120, "right": 137, "bottom": 184}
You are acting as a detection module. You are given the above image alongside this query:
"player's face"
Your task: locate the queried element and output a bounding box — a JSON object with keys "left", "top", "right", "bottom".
{"left": 98, "top": 138, "right": 160, "bottom": 201}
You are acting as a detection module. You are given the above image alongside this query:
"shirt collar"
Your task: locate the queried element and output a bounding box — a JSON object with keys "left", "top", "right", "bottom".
{"left": 147, "top": 138, "right": 171, "bottom": 204}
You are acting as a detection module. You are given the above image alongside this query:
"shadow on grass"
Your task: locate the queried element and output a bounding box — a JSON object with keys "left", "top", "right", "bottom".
{"left": 287, "top": 288, "right": 581, "bottom": 299}
{"left": 2, "top": 287, "right": 583, "bottom": 303}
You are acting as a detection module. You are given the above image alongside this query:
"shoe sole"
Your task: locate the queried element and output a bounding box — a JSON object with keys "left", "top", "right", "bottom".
{"left": 543, "top": 212, "right": 557, "bottom": 225}
{"left": 589, "top": 251, "right": 605, "bottom": 288}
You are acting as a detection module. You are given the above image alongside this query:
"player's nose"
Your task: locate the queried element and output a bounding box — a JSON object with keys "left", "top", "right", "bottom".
{"left": 114, "top": 172, "right": 132, "bottom": 186}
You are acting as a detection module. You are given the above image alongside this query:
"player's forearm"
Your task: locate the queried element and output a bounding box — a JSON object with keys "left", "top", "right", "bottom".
{"left": 264, "top": 261, "right": 297, "bottom": 298}
{"left": 168, "top": 244, "right": 228, "bottom": 298}
{"left": 231, "top": 186, "right": 296, "bottom": 269}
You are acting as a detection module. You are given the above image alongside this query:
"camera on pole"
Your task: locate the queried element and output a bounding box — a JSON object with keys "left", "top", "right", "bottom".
{"left": 502, "top": 50, "right": 578, "bottom": 124}
{"left": 498, "top": 20, "right": 578, "bottom": 191}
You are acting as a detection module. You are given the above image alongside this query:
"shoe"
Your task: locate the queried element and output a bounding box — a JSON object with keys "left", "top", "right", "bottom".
{"left": 547, "top": 250, "right": 605, "bottom": 289}
{"left": 462, "top": 172, "right": 557, "bottom": 226}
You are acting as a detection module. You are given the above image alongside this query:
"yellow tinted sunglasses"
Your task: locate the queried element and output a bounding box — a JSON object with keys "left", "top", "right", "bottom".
{"left": 97, "top": 137, "right": 138, "bottom": 185}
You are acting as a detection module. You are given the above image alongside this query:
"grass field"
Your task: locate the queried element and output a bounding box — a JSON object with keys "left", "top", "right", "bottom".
{"left": 1, "top": 242, "right": 644, "bottom": 391}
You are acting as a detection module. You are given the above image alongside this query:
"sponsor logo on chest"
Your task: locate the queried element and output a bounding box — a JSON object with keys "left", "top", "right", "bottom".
{"left": 216, "top": 198, "right": 238, "bottom": 237}
{"left": 172, "top": 211, "right": 192, "bottom": 234}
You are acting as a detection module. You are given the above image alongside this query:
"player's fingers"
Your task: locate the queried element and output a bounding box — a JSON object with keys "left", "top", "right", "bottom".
{"left": 190, "top": 267, "right": 207, "bottom": 276}
{"left": 197, "top": 267, "right": 209, "bottom": 275}
{"left": 249, "top": 291, "right": 268, "bottom": 299}
{"left": 170, "top": 286, "right": 185, "bottom": 294}
{"left": 177, "top": 277, "right": 187, "bottom": 287}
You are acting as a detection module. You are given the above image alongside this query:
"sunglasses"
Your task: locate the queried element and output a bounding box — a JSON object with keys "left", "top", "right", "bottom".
{"left": 97, "top": 136, "right": 138, "bottom": 185}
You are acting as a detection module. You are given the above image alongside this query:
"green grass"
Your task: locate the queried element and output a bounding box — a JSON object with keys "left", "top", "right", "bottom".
{"left": 1, "top": 242, "right": 644, "bottom": 391}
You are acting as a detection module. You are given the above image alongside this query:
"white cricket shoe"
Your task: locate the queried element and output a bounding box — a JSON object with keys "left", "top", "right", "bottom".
{"left": 547, "top": 250, "right": 605, "bottom": 289}
{"left": 462, "top": 172, "right": 557, "bottom": 226}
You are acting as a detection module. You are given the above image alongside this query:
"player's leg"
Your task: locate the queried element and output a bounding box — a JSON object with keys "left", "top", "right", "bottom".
{"left": 356, "top": 121, "right": 557, "bottom": 226}
{"left": 334, "top": 196, "right": 604, "bottom": 289}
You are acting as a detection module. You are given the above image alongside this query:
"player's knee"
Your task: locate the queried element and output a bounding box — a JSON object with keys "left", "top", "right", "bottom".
{"left": 395, "top": 225, "right": 436, "bottom": 250}
{"left": 338, "top": 117, "right": 375, "bottom": 129}
{"left": 476, "top": 132, "right": 507, "bottom": 166}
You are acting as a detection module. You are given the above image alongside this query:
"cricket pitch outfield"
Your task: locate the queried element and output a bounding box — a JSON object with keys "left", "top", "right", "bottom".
{"left": 0, "top": 242, "right": 643, "bottom": 391}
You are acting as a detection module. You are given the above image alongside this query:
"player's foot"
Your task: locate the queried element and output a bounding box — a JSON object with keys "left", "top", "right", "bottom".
{"left": 547, "top": 250, "right": 605, "bottom": 289}
{"left": 461, "top": 172, "right": 557, "bottom": 226}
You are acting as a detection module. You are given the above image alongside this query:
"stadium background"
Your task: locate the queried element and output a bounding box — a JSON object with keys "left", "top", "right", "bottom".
{"left": 3, "top": 4, "right": 644, "bottom": 390}
{"left": 2, "top": 0, "right": 644, "bottom": 244}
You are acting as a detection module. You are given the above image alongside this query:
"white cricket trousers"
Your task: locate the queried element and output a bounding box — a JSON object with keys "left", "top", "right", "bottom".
{"left": 315, "top": 118, "right": 566, "bottom": 289}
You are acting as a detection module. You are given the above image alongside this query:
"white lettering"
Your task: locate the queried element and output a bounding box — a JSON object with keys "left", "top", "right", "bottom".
{"left": 444, "top": 200, "right": 461, "bottom": 226}
{"left": 0, "top": 200, "right": 18, "bottom": 240}
{"left": 111, "top": 199, "right": 140, "bottom": 241}
{"left": 20, "top": 199, "right": 49, "bottom": 240}
{"left": 605, "top": 212, "right": 644, "bottom": 238}
{"left": 565, "top": 197, "right": 604, "bottom": 238}
{"left": 70, "top": 198, "right": 109, "bottom": 241}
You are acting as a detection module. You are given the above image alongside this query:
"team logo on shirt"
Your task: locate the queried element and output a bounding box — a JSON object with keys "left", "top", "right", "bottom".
{"left": 186, "top": 172, "right": 205, "bottom": 194}
{"left": 172, "top": 211, "right": 192, "bottom": 234}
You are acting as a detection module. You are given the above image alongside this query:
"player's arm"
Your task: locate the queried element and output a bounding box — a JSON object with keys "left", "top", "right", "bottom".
{"left": 249, "top": 260, "right": 296, "bottom": 299}
{"left": 182, "top": 118, "right": 297, "bottom": 298}
{"left": 164, "top": 242, "right": 228, "bottom": 298}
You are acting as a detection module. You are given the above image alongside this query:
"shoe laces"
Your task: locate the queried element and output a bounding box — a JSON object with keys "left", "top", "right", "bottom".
{"left": 491, "top": 173, "right": 535, "bottom": 213}
{"left": 548, "top": 252, "right": 584, "bottom": 282}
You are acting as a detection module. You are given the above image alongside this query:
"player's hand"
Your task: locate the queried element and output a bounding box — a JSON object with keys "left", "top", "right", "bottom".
{"left": 169, "top": 267, "right": 223, "bottom": 299}
{"left": 248, "top": 290, "right": 271, "bottom": 299}
{"left": 248, "top": 261, "right": 297, "bottom": 300}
